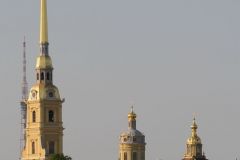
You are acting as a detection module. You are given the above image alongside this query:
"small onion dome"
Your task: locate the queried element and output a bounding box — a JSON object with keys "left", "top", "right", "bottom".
{"left": 128, "top": 106, "right": 137, "bottom": 120}
{"left": 191, "top": 117, "right": 198, "bottom": 130}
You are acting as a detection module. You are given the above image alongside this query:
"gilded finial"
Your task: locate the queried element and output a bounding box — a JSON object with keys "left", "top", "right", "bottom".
{"left": 191, "top": 116, "right": 198, "bottom": 138}
{"left": 193, "top": 112, "right": 196, "bottom": 120}
{"left": 131, "top": 106, "right": 134, "bottom": 113}
{"left": 128, "top": 106, "right": 136, "bottom": 120}
{"left": 191, "top": 113, "right": 197, "bottom": 129}
{"left": 128, "top": 106, "right": 137, "bottom": 129}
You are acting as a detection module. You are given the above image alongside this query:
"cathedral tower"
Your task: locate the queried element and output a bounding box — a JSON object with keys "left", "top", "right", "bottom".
{"left": 182, "top": 118, "right": 208, "bottom": 160}
{"left": 119, "top": 107, "right": 146, "bottom": 160}
{"left": 21, "top": 0, "right": 64, "bottom": 159}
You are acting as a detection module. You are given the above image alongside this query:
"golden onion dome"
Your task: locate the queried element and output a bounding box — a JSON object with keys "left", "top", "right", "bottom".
{"left": 36, "top": 55, "right": 53, "bottom": 69}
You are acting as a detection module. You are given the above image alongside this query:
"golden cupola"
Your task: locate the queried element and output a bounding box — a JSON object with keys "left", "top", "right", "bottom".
{"left": 183, "top": 118, "right": 208, "bottom": 160}
{"left": 119, "top": 107, "right": 146, "bottom": 160}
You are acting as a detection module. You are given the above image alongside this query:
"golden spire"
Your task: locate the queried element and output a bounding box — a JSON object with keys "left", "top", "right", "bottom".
{"left": 40, "top": 0, "right": 48, "bottom": 43}
{"left": 36, "top": 0, "right": 53, "bottom": 77}
{"left": 191, "top": 117, "right": 198, "bottom": 137}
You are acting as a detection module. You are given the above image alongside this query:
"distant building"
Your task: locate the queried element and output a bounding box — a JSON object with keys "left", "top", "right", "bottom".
{"left": 119, "top": 107, "right": 146, "bottom": 160}
{"left": 182, "top": 118, "right": 208, "bottom": 160}
{"left": 21, "top": 0, "right": 64, "bottom": 159}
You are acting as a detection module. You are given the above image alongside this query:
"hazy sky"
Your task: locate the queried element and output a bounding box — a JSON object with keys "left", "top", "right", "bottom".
{"left": 0, "top": 0, "right": 240, "bottom": 160}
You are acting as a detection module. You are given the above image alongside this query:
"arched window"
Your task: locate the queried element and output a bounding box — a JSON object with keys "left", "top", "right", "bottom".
{"left": 37, "top": 73, "right": 39, "bottom": 80}
{"left": 32, "top": 111, "right": 36, "bottom": 122}
{"left": 49, "top": 141, "right": 55, "bottom": 154}
{"left": 46, "top": 72, "right": 50, "bottom": 80}
{"left": 32, "top": 141, "right": 35, "bottom": 154}
{"left": 41, "top": 72, "right": 44, "bottom": 80}
{"left": 48, "top": 110, "right": 54, "bottom": 122}
{"left": 133, "top": 137, "right": 137, "bottom": 142}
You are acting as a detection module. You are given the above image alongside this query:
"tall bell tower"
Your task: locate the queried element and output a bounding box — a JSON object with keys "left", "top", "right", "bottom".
{"left": 21, "top": 0, "right": 64, "bottom": 159}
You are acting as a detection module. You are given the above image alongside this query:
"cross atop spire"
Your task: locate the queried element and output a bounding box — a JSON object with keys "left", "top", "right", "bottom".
{"left": 130, "top": 106, "right": 134, "bottom": 113}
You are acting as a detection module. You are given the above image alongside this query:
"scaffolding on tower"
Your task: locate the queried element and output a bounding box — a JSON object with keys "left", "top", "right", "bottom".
{"left": 20, "top": 37, "right": 28, "bottom": 159}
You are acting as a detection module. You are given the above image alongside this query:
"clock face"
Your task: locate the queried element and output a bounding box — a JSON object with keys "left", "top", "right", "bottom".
{"left": 48, "top": 92, "right": 54, "bottom": 98}
{"left": 31, "top": 90, "right": 37, "bottom": 100}
{"left": 47, "top": 90, "right": 55, "bottom": 99}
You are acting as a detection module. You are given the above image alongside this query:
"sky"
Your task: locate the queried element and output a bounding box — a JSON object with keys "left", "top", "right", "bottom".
{"left": 0, "top": 0, "right": 240, "bottom": 160}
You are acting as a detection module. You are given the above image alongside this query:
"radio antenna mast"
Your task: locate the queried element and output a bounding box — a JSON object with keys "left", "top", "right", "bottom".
{"left": 20, "top": 37, "right": 28, "bottom": 159}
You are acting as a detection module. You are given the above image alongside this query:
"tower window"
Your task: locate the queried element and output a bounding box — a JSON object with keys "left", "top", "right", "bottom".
{"left": 133, "top": 152, "right": 137, "bottom": 160}
{"left": 37, "top": 73, "right": 39, "bottom": 80}
{"left": 124, "top": 152, "right": 127, "bottom": 160}
{"left": 32, "top": 141, "right": 35, "bottom": 154}
{"left": 196, "top": 144, "right": 202, "bottom": 155}
{"left": 32, "top": 111, "right": 36, "bottom": 122}
{"left": 48, "top": 110, "right": 54, "bottom": 122}
{"left": 49, "top": 141, "right": 55, "bottom": 154}
{"left": 133, "top": 137, "right": 137, "bottom": 142}
{"left": 47, "top": 72, "right": 50, "bottom": 80}
{"left": 41, "top": 72, "right": 44, "bottom": 80}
